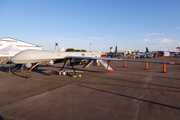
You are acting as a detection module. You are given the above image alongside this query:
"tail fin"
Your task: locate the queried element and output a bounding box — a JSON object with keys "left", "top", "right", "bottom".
{"left": 61, "top": 46, "right": 66, "bottom": 51}
{"left": 115, "top": 46, "right": 117, "bottom": 54}
{"left": 99, "top": 60, "right": 114, "bottom": 72}
{"left": 146, "top": 47, "right": 149, "bottom": 53}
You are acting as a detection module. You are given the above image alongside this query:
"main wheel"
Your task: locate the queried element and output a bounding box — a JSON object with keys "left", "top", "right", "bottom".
{"left": 58, "top": 71, "right": 62, "bottom": 75}
{"left": 26, "top": 75, "right": 31, "bottom": 79}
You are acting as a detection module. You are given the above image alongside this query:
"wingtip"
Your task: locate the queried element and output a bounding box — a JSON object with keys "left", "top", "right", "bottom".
{"left": 107, "top": 69, "right": 114, "bottom": 72}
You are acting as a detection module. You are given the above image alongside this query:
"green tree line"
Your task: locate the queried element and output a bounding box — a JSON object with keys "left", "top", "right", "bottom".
{"left": 66, "top": 48, "right": 86, "bottom": 52}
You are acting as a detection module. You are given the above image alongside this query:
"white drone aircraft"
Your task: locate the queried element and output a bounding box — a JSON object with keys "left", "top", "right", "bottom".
{"left": 11, "top": 49, "right": 174, "bottom": 78}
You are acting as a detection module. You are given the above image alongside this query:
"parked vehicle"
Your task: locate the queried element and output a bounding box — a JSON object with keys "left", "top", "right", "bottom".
{"left": 174, "top": 53, "right": 180, "bottom": 57}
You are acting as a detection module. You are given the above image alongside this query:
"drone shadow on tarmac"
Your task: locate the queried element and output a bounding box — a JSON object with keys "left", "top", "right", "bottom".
{"left": 75, "top": 84, "right": 180, "bottom": 111}
{"left": 10, "top": 65, "right": 104, "bottom": 78}
{"left": 0, "top": 116, "right": 4, "bottom": 120}
{"left": 100, "top": 76, "right": 180, "bottom": 90}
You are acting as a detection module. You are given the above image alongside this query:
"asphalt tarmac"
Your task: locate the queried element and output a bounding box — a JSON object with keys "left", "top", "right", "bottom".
{"left": 0, "top": 57, "right": 180, "bottom": 120}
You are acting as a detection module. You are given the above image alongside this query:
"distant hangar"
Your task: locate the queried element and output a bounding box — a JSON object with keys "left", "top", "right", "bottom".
{"left": 0, "top": 37, "right": 41, "bottom": 50}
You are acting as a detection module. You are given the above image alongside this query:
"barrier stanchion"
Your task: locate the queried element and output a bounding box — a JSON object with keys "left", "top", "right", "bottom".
{"left": 98, "top": 61, "right": 100, "bottom": 66}
{"left": 124, "top": 57, "right": 127, "bottom": 68}
{"left": 124, "top": 61, "right": 127, "bottom": 68}
{"left": 131, "top": 56, "right": 132, "bottom": 59}
{"left": 145, "top": 59, "right": 148, "bottom": 70}
{"left": 46, "top": 61, "right": 48, "bottom": 66}
{"left": 163, "top": 59, "right": 166, "bottom": 73}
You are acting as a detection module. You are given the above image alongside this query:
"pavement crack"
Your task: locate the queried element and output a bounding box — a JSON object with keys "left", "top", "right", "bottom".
{"left": 115, "top": 94, "right": 146, "bottom": 120}
{"left": 0, "top": 82, "right": 73, "bottom": 109}
{"left": 132, "top": 94, "right": 146, "bottom": 120}
{"left": 0, "top": 72, "right": 102, "bottom": 110}
{"left": 0, "top": 111, "right": 25, "bottom": 120}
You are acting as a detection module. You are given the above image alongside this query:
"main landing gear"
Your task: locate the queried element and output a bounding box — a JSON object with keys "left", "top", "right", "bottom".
{"left": 25, "top": 59, "right": 82, "bottom": 79}
{"left": 58, "top": 59, "right": 82, "bottom": 78}
{"left": 26, "top": 63, "right": 39, "bottom": 79}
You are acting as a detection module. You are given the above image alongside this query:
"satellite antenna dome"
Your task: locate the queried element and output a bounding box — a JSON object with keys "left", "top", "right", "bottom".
{"left": 25, "top": 63, "right": 32, "bottom": 68}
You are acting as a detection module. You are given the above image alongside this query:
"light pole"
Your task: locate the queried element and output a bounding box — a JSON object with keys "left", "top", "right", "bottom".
{"left": 89, "top": 43, "right": 91, "bottom": 52}
{"left": 55, "top": 43, "right": 58, "bottom": 52}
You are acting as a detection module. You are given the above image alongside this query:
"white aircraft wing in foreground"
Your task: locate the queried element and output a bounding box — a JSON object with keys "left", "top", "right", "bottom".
{"left": 11, "top": 49, "right": 174, "bottom": 78}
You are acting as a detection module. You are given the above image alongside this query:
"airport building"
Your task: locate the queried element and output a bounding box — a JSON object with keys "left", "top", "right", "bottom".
{"left": 0, "top": 37, "right": 41, "bottom": 50}
{"left": 164, "top": 48, "right": 180, "bottom": 56}
{"left": 118, "top": 50, "right": 132, "bottom": 55}
{"left": 110, "top": 47, "right": 113, "bottom": 52}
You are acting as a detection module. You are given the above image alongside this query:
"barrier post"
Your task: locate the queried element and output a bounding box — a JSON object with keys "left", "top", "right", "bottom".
{"left": 163, "top": 59, "right": 166, "bottom": 73}
{"left": 46, "top": 61, "right": 48, "bottom": 66}
{"left": 131, "top": 56, "right": 132, "bottom": 59}
{"left": 145, "top": 59, "right": 148, "bottom": 70}
{"left": 124, "top": 61, "right": 126, "bottom": 68}
{"left": 98, "top": 61, "right": 100, "bottom": 66}
{"left": 124, "top": 57, "right": 127, "bottom": 68}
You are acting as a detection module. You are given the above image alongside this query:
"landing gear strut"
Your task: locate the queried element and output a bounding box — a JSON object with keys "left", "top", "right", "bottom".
{"left": 70, "top": 59, "right": 82, "bottom": 78}
{"left": 58, "top": 59, "right": 82, "bottom": 78}
{"left": 58, "top": 59, "right": 68, "bottom": 75}
{"left": 26, "top": 63, "right": 39, "bottom": 79}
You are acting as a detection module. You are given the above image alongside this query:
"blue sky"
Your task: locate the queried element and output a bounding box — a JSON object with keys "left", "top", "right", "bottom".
{"left": 0, "top": 0, "right": 180, "bottom": 52}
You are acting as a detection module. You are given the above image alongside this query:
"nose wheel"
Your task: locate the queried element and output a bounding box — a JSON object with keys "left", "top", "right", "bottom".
{"left": 58, "top": 70, "right": 82, "bottom": 78}
{"left": 73, "top": 74, "right": 82, "bottom": 78}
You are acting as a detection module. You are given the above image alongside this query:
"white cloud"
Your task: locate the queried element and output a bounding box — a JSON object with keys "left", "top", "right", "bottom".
{"left": 136, "top": 32, "right": 163, "bottom": 36}
{"left": 34, "top": 37, "right": 92, "bottom": 51}
{"left": 138, "top": 38, "right": 150, "bottom": 42}
{"left": 158, "top": 38, "right": 175, "bottom": 44}
{"left": 146, "top": 32, "right": 163, "bottom": 36}
{"left": 144, "top": 38, "right": 150, "bottom": 41}
{"left": 56, "top": 37, "right": 88, "bottom": 42}
{"left": 57, "top": 37, "right": 82, "bottom": 41}
{"left": 83, "top": 36, "right": 103, "bottom": 40}
{"left": 106, "top": 36, "right": 112, "bottom": 38}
